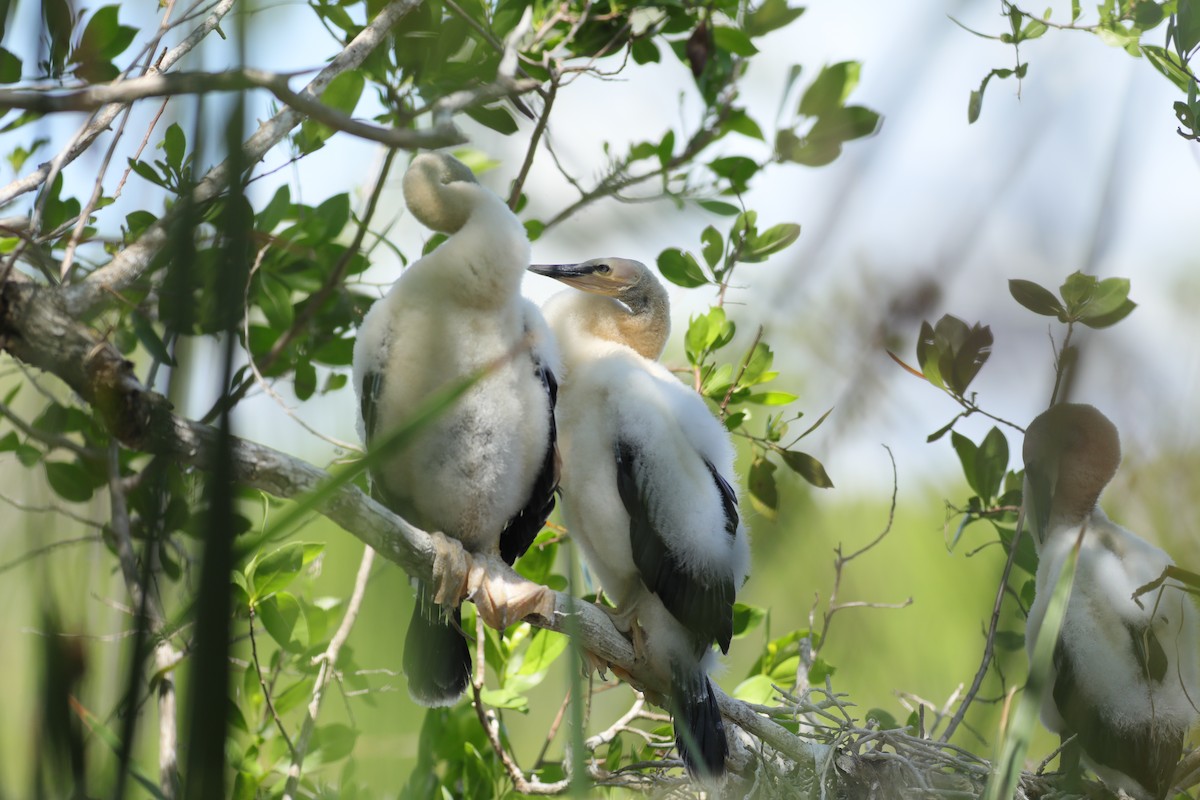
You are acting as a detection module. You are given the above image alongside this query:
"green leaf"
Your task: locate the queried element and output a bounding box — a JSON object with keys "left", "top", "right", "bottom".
{"left": 308, "top": 724, "right": 358, "bottom": 765}
{"left": 248, "top": 542, "right": 321, "bottom": 603}
{"left": 697, "top": 199, "right": 741, "bottom": 216}
{"left": 708, "top": 155, "right": 758, "bottom": 191}
{"left": 732, "top": 674, "right": 776, "bottom": 704}
{"left": 480, "top": 687, "right": 529, "bottom": 712}
{"left": 748, "top": 456, "right": 778, "bottom": 519}
{"left": 295, "top": 360, "right": 317, "bottom": 401}
{"left": 975, "top": 426, "right": 1009, "bottom": 502}
{"left": 745, "top": 0, "right": 806, "bottom": 37}
{"left": 515, "top": 629, "right": 568, "bottom": 677}
{"left": 162, "top": 123, "right": 186, "bottom": 172}
{"left": 744, "top": 222, "right": 801, "bottom": 261}
{"left": 45, "top": 460, "right": 94, "bottom": 502}
{"left": 732, "top": 602, "right": 766, "bottom": 638}
{"left": 746, "top": 391, "right": 798, "bottom": 406}
{"left": 722, "top": 109, "right": 765, "bottom": 141}
{"left": 257, "top": 273, "right": 294, "bottom": 330}
{"left": 740, "top": 342, "right": 776, "bottom": 387}
{"left": 799, "top": 62, "right": 861, "bottom": 117}
{"left": 631, "top": 37, "right": 660, "bottom": 64}
{"left": 712, "top": 26, "right": 758, "bottom": 56}
{"left": 273, "top": 676, "right": 316, "bottom": 715}
{"left": 700, "top": 226, "right": 723, "bottom": 268}
{"left": 1142, "top": 45, "right": 1191, "bottom": 92}
{"left": 0, "top": 48, "right": 20, "bottom": 83}
{"left": 780, "top": 450, "right": 833, "bottom": 488}
{"left": 685, "top": 307, "right": 728, "bottom": 363}
{"left": 1078, "top": 298, "right": 1136, "bottom": 329}
{"left": 1176, "top": 0, "right": 1200, "bottom": 52}
{"left": 258, "top": 591, "right": 305, "bottom": 651}
{"left": 1059, "top": 271, "right": 1097, "bottom": 314}
{"left": 1008, "top": 279, "right": 1064, "bottom": 317}
{"left": 131, "top": 310, "right": 176, "bottom": 366}
{"left": 866, "top": 708, "right": 900, "bottom": 729}
{"left": 807, "top": 656, "right": 836, "bottom": 684}
{"left": 466, "top": 104, "right": 518, "bottom": 135}
{"left": 951, "top": 432, "right": 979, "bottom": 496}
{"left": 1077, "top": 277, "right": 1131, "bottom": 320}
{"left": 656, "top": 248, "right": 708, "bottom": 288}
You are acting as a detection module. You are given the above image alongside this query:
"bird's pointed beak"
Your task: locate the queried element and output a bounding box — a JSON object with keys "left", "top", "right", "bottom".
{"left": 1022, "top": 459, "right": 1055, "bottom": 547}
{"left": 528, "top": 262, "right": 620, "bottom": 295}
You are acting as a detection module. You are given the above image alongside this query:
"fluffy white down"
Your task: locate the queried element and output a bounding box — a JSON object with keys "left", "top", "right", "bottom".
{"left": 1025, "top": 508, "right": 1200, "bottom": 735}
{"left": 351, "top": 182, "right": 558, "bottom": 551}
{"left": 545, "top": 290, "right": 750, "bottom": 657}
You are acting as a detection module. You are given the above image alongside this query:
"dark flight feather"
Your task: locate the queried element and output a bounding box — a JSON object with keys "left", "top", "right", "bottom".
{"left": 615, "top": 441, "right": 736, "bottom": 654}
{"left": 499, "top": 359, "right": 559, "bottom": 565}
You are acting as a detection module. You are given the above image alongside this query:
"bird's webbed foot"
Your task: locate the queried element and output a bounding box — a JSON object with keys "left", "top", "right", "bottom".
{"left": 465, "top": 554, "right": 557, "bottom": 631}
{"left": 428, "top": 530, "right": 472, "bottom": 607}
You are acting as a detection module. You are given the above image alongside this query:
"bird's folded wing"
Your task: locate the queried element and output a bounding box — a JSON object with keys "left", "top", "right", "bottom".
{"left": 615, "top": 439, "right": 736, "bottom": 654}
{"left": 499, "top": 359, "right": 559, "bottom": 565}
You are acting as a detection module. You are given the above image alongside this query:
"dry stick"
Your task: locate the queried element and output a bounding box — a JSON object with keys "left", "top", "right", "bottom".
{"left": 58, "top": 103, "right": 135, "bottom": 280}
{"left": 0, "top": 400, "right": 103, "bottom": 459}
{"left": 0, "top": 536, "right": 102, "bottom": 576}
{"left": 248, "top": 611, "right": 298, "bottom": 758}
{"left": 0, "top": 0, "right": 236, "bottom": 209}
{"left": 60, "top": 0, "right": 426, "bottom": 318}
{"left": 940, "top": 514, "right": 1026, "bottom": 745}
{"left": 507, "top": 72, "right": 558, "bottom": 210}
{"left": 281, "top": 546, "right": 376, "bottom": 800}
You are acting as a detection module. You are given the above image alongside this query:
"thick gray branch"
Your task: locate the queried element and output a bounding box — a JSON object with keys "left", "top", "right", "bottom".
{"left": 0, "top": 69, "right": 494, "bottom": 151}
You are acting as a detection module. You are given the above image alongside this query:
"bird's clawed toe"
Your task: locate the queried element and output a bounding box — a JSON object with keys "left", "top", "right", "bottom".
{"left": 466, "top": 555, "right": 556, "bottom": 630}
{"left": 429, "top": 531, "right": 472, "bottom": 607}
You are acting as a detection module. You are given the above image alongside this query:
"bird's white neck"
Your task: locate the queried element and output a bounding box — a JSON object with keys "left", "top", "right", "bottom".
{"left": 414, "top": 187, "right": 531, "bottom": 308}
{"left": 548, "top": 289, "right": 670, "bottom": 368}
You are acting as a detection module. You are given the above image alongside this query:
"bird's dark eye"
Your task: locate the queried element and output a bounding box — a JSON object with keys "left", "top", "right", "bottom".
{"left": 596, "top": 264, "right": 611, "bottom": 274}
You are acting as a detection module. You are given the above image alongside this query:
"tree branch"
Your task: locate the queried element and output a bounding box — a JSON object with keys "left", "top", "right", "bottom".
{"left": 0, "top": 69, "right": 538, "bottom": 151}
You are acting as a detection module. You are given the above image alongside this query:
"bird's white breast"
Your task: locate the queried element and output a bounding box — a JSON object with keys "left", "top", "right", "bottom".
{"left": 353, "top": 278, "right": 553, "bottom": 550}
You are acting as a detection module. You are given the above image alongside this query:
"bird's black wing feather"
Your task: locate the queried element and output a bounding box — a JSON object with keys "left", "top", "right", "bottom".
{"left": 1052, "top": 633, "right": 1182, "bottom": 800}
{"left": 360, "top": 369, "right": 384, "bottom": 446}
{"left": 499, "top": 360, "right": 559, "bottom": 565}
{"left": 704, "top": 459, "right": 739, "bottom": 539}
{"left": 616, "top": 440, "right": 736, "bottom": 654}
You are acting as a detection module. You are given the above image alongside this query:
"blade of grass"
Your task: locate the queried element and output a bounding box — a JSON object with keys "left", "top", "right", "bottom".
{"left": 983, "top": 528, "right": 1082, "bottom": 800}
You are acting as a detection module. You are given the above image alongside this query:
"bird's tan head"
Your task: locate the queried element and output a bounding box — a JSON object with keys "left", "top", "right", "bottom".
{"left": 402, "top": 152, "right": 479, "bottom": 234}
{"left": 528, "top": 258, "right": 650, "bottom": 299}
{"left": 530, "top": 258, "right": 669, "bottom": 360}
{"left": 1022, "top": 402, "right": 1121, "bottom": 537}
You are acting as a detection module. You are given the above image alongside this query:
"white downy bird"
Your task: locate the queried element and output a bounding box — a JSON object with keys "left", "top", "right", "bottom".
{"left": 352, "top": 152, "right": 559, "bottom": 707}
{"left": 530, "top": 258, "right": 750, "bottom": 779}
{"left": 1023, "top": 403, "right": 1200, "bottom": 800}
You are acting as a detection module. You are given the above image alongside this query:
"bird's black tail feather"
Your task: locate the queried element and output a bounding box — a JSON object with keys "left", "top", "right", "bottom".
{"left": 670, "top": 660, "right": 728, "bottom": 779}
{"left": 403, "top": 582, "right": 471, "bottom": 707}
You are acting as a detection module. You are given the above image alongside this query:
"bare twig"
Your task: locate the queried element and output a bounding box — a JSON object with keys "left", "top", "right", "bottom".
{"left": 248, "top": 611, "right": 298, "bottom": 759}
{"left": 940, "top": 513, "right": 1027, "bottom": 744}
{"left": 281, "top": 546, "right": 376, "bottom": 800}
{"left": 0, "top": 0, "right": 237, "bottom": 208}
{"left": 0, "top": 535, "right": 102, "bottom": 576}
